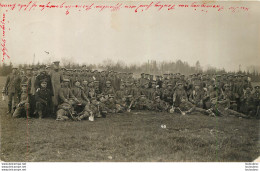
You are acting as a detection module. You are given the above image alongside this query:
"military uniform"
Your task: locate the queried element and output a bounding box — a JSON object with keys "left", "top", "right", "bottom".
{"left": 13, "top": 84, "right": 30, "bottom": 118}
{"left": 35, "top": 81, "right": 52, "bottom": 118}
{"left": 4, "top": 68, "right": 21, "bottom": 113}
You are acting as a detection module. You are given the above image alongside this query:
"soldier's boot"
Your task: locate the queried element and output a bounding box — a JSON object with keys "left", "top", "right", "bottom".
{"left": 39, "top": 111, "right": 43, "bottom": 119}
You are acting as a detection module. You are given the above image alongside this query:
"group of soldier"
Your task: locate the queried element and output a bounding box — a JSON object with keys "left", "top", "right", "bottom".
{"left": 3, "top": 61, "right": 260, "bottom": 121}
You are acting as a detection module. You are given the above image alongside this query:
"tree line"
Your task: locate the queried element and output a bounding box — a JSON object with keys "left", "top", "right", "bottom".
{"left": 0, "top": 60, "right": 259, "bottom": 82}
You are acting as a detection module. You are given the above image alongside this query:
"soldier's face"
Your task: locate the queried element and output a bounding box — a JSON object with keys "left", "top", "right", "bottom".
{"left": 12, "top": 69, "right": 17, "bottom": 74}
{"left": 106, "top": 83, "right": 111, "bottom": 87}
{"left": 53, "top": 65, "right": 59, "bottom": 70}
{"left": 41, "top": 82, "right": 47, "bottom": 88}
{"left": 75, "top": 82, "right": 80, "bottom": 87}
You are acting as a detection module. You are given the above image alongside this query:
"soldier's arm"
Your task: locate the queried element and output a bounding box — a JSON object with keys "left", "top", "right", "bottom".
{"left": 69, "top": 89, "right": 76, "bottom": 99}
{"left": 82, "top": 91, "right": 89, "bottom": 102}
{"left": 4, "top": 75, "right": 10, "bottom": 90}
{"left": 58, "top": 89, "right": 67, "bottom": 102}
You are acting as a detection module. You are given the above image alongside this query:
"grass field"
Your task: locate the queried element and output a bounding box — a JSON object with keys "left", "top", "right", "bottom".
{"left": 0, "top": 76, "right": 259, "bottom": 162}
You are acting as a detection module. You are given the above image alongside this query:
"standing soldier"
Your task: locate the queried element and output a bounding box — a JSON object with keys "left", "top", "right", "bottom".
{"left": 4, "top": 67, "right": 21, "bottom": 114}
{"left": 30, "top": 67, "right": 38, "bottom": 115}
{"left": 49, "top": 61, "right": 63, "bottom": 113}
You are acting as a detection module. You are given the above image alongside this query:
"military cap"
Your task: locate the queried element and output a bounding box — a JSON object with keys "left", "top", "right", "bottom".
{"left": 41, "top": 80, "right": 47, "bottom": 84}
{"left": 163, "top": 73, "right": 168, "bottom": 75}
{"left": 155, "top": 96, "right": 160, "bottom": 99}
{"left": 167, "top": 83, "right": 172, "bottom": 86}
{"left": 53, "top": 61, "right": 60, "bottom": 65}
{"left": 176, "top": 82, "right": 183, "bottom": 86}
{"left": 63, "top": 79, "right": 70, "bottom": 82}
{"left": 106, "top": 80, "right": 111, "bottom": 84}
{"left": 82, "top": 65, "right": 86, "bottom": 67}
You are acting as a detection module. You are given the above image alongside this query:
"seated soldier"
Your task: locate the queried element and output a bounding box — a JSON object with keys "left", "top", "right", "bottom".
{"left": 153, "top": 96, "right": 170, "bottom": 112}
{"left": 135, "top": 94, "right": 152, "bottom": 111}
{"left": 56, "top": 102, "right": 80, "bottom": 121}
{"left": 78, "top": 97, "right": 101, "bottom": 120}
{"left": 105, "top": 94, "right": 117, "bottom": 113}
{"left": 222, "top": 84, "right": 238, "bottom": 111}
{"left": 103, "top": 80, "right": 115, "bottom": 98}
{"left": 13, "top": 83, "right": 30, "bottom": 118}
{"left": 208, "top": 86, "right": 249, "bottom": 119}
{"left": 173, "top": 82, "right": 211, "bottom": 116}
{"left": 189, "top": 83, "right": 205, "bottom": 109}
{"left": 82, "top": 80, "right": 89, "bottom": 97}
{"left": 240, "top": 86, "right": 255, "bottom": 116}
{"left": 162, "top": 83, "right": 174, "bottom": 105}
{"left": 58, "top": 79, "right": 78, "bottom": 105}
{"left": 35, "top": 80, "right": 52, "bottom": 119}
{"left": 97, "top": 94, "right": 108, "bottom": 117}
{"left": 71, "top": 80, "right": 89, "bottom": 106}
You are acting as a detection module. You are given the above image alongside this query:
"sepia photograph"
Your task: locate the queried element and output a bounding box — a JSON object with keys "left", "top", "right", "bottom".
{"left": 0, "top": 0, "right": 259, "bottom": 165}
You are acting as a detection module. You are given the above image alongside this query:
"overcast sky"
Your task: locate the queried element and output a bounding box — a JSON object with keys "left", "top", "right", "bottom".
{"left": 3, "top": 1, "right": 260, "bottom": 71}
